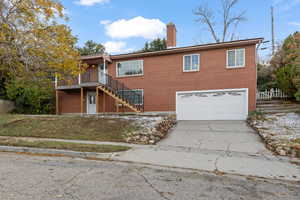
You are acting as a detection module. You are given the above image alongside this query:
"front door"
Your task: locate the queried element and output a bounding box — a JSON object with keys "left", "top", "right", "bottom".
{"left": 87, "top": 92, "right": 96, "bottom": 114}
{"left": 99, "top": 64, "right": 107, "bottom": 84}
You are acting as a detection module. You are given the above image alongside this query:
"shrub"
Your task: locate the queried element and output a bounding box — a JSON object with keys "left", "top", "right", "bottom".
{"left": 257, "top": 64, "right": 277, "bottom": 91}
{"left": 276, "top": 64, "right": 298, "bottom": 96}
{"left": 5, "top": 79, "right": 55, "bottom": 114}
{"left": 295, "top": 89, "right": 300, "bottom": 101}
{"left": 248, "top": 110, "right": 265, "bottom": 121}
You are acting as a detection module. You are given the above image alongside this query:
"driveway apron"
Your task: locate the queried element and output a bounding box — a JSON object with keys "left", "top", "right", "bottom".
{"left": 159, "top": 121, "right": 271, "bottom": 155}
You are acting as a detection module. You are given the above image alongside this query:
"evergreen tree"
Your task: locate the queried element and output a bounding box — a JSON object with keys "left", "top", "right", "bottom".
{"left": 141, "top": 38, "right": 167, "bottom": 52}
{"left": 78, "top": 40, "right": 105, "bottom": 56}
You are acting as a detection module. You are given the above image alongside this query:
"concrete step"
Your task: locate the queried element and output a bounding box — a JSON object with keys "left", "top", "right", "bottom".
{"left": 257, "top": 108, "right": 300, "bottom": 114}
{"left": 256, "top": 100, "right": 294, "bottom": 105}
{"left": 257, "top": 99, "right": 300, "bottom": 113}
{"left": 257, "top": 105, "right": 300, "bottom": 110}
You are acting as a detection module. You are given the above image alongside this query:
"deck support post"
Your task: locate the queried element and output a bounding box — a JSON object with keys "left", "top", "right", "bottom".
{"left": 103, "top": 91, "right": 106, "bottom": 113}
{"left": 56, "top": 90, "right": 59, "bottom": 115}
{"left": 116, "top": 101, "right": 119, "bottom": 113}
{"left": 80, "top": 87, "right": 84, "bottom": 115}
{"left": 96, "top": 87, "right": 99, "bottom": 114}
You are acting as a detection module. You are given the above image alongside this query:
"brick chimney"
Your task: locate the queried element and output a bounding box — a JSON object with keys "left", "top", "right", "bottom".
{"left": 166, "top": 22, "right": 177, "bottom": 48}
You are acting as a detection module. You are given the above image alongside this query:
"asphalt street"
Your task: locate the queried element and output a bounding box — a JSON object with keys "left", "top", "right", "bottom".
{"left": 0, "top": 152, "right": 299, "bottom": 200}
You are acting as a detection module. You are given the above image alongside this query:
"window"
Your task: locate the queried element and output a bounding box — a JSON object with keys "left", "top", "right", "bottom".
{"left": 227, "top": 48, "right": 245, "bottom": 68}
{"left": 117, "top": 60, "right": 143, "bottom": 77}
{"left": 89, "top": 95, "right": 96, "bottom": 104}
{"left": 183, "top": 54, "right": 200, "bottom": 72}
{"left": 117, "top": 89, "right": 144, "bottom": 105}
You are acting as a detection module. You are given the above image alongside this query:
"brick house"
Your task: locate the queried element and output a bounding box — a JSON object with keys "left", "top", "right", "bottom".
{"left": 56, "top": 23, "right": 263, "bottom": 120}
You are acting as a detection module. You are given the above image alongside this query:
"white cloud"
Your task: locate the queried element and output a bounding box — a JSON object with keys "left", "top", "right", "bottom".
{"left": 100, "top": 20, "right": 111, "bottom": 25}
{"left": 273, "top": 0, "right": 300, "bottom": 11}
{"left": 75, "top": 0, "right": 110, "bottom": 6}
{"left": 104, "top": 16, "right": 166, "bottom": 39}
{"left": 104, "top": 41, "right": 133, "bottom": 54}
{"left": 288, "top": 22, "right": 300, "bottom": 27}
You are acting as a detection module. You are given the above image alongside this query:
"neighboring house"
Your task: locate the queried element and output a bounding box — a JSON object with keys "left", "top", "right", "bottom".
{"left": 55, "top": 23, "right": 263, "bottom": 120}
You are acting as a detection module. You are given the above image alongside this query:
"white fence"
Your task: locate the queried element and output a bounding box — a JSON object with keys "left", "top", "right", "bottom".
{"left": 256, "top": 88, "right": 289, "bottom": 100}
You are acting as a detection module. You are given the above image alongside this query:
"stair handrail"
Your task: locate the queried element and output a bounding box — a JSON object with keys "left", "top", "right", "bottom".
{"left": 100, "top": 72, "right": 144, "bottom": 111}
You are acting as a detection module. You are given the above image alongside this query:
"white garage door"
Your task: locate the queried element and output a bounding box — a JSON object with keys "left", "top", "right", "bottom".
{"left": 176, "top": 88, "right": 248, "bottom": 120}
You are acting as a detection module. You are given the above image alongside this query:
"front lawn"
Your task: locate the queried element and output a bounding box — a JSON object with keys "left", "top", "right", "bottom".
{"left": 0, "top": 137, "right": 130, "bottom": 153}
{"left": 0, "top": 115, "right": 139, "bottom": 142}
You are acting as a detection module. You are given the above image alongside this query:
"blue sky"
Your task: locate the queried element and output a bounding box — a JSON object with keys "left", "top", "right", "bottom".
{"left": 61, "top": 0, "right": 300, "bottom": 57}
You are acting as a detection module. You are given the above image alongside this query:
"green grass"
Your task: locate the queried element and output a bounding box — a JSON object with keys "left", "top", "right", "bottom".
{"left": 0, "top": 115, "right": 140, "bottom": 142}
{"left": 295, "top": 139, "right": 300, "bottom": 144}
{"left": 0, "top": 138, "right": 131, "bottom": 153}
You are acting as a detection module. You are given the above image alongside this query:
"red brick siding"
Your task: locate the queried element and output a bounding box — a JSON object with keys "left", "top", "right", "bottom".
{"left": 108, "top": 44, "right": 257, "bottom": 112}
{"left": 58, "top": 90, "right": 84, "bottom": 114}
{"left": 58, "top": 44, "right": 257, "bottom": 113}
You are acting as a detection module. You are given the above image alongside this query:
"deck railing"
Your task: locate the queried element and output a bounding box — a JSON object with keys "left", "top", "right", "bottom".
{"left": 57, "top": 69, "right": 98, "bottom": 87}
{"left": 257, "top": 88, "right": 289, "bottom": 100}
{"left": 81, "top": 67, "right": 99, "bottom": 83}
{"left": 57, "top": 76, "right": 79, "bottom": 87}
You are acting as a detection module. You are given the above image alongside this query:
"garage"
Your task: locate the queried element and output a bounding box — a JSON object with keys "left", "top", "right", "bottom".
{"left": 176, "top": 88, "right": 248, "bottom": 120}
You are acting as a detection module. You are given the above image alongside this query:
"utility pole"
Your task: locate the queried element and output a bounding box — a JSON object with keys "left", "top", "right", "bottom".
{"left": 271, "top": 6, "right": 275, "bottom": 55}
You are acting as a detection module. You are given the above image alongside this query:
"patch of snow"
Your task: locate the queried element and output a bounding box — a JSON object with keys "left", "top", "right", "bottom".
{"left": 259, "top": 113, "right": 300, "bottom": 140}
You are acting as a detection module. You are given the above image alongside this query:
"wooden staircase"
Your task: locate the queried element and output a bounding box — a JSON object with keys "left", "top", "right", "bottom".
{"left": 97, "top": 85, "right": 141, "bottom": 113}
{"left": 97, "top": 73, "right": 143, "bottom": 113}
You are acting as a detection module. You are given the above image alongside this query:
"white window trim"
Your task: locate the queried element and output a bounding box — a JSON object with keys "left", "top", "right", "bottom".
{"left": 117, "top": 89, "right": 144, "bottom": 105}
{"left": 116, "top": 60, "right": 144, "bottom": 78}
{"left": 183, "top": 54, "right": 200, "bottom": 72}
{"left": 226, "top": 48, "right": 246, "bottom": 69}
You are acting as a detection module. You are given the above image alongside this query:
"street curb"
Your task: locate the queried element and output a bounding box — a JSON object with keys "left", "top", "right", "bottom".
{"left": 1, "top": 145, "right": 299, "bottom": 183}
{"left": 0, "top": 136, "right": 150, "bottom": 148}
{"left": 0, "top": 145, "right": 115, "bottom": 160}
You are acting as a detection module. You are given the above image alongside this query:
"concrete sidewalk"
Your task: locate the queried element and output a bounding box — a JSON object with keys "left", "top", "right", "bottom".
{"left": 0, "top": 132, "right": 300, "bottom": 182}
{"left": 115, "top": 146, "right": 300, "bottom": 181}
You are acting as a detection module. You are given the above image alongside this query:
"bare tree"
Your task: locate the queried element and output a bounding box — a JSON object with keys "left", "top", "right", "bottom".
{"left": 194, "top": 0, "right": 246, "bottom": 43}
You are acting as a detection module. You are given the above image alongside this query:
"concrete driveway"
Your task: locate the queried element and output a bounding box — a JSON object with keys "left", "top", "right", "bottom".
{"left": 159, "top": 121, "right": 271, "bottom": 155}
{"left": 118, "top": 121, "right": 300, "bottom": 181}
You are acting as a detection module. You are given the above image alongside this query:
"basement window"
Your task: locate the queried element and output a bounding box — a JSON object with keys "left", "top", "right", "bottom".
{"left": 227, "top": 48, "right": 245, "bottom": 68}
{"left": 117, "top": 89, "right": 144, "bottom": 105}
{"left": 183, "top": 54, "right": 200, "bottom": 72}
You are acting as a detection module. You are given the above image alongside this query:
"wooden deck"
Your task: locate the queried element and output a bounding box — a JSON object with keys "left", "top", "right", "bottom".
{"left": 56, "top": 82, "right": 101, "bottom": 90}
